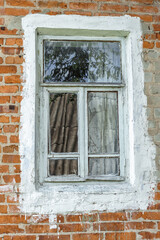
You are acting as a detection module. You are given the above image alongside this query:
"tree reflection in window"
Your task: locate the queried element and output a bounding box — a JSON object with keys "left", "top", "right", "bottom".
{"left": 44, "top": 41, "right": 121, "bottom": 83}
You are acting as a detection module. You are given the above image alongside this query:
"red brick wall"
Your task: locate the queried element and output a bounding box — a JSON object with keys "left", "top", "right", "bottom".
{"left": 0, "top": 0, "right": 160, "bottom": 239}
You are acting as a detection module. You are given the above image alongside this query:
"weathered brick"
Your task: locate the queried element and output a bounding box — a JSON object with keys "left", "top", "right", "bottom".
{"left": 100, "top": 4, "right": 129, "bottom": 12}
{"left": 0, "top": 66, "right": 17, "bottom": 74}
{"left": 5, "top": 75, "right": 21, "bottom": 83}
{"left": 2, "top": 154, "right": 20, "bottom": 163}
{"left": 73, "top": 234, "right": 103, "bottom": 240}
{"left": 70, "top": 2, "right": 97, "bottom": 10}
{"left": 6, "top": 0, "right": 35, "bottom": 7}
{"left": 3, "top": 145, "right": 18, "bottom": 153}
{"left": 3, "top": 125, "right": 18, "bottom": 133}
{"left": 0, "top": 135, "right": 7, "bottom": 143}
{"left": 0, "top": 225, "right": 24, "bottom": 234}
{"left": 0, "top": 116, "right": 9, "bottom": 123}
{"left": 131, "top": 5, "right": 158, "bottom": 13}
{"left": 39, "top": 1, "right": 67, "bottom": 8}
{"left": 99, "top": 212, "right": 128, "bottom": 221}
{"left": 5, "top": 8, "right": 29, "bottom": 16}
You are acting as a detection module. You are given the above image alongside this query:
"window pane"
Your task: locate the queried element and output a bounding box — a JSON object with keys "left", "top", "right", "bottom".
{"left": 88, "top": 92, "right": 119, "bottom": 154}
{"left": 49, "top": 93, "right": 78, "bottom": 153}
{"left": 49, "top": 158, "right": 78, "bottom": 176}
{"left": 88, "top": 157, "right": 119, "bottom": 176}
{"left": 44, "top": 41, "right": 121, "bottom": 83}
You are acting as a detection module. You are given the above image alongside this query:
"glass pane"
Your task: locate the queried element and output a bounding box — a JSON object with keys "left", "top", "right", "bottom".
{"left": 88, "top": 157, "right": 119, "bottom": 176}
{"left": 88, "top": 92, "right": 119, "bottom": 154}
{"left": 44, "top": 41, "right": 121, "bottom": 83}
{"left": 49, "top": 93, "right": 78, "bottom": 153}
{"left": 49, "top": 158, "right": 78, "bottom": 176}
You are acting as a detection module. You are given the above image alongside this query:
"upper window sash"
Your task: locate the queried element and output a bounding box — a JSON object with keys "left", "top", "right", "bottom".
{"left": 38, "top": 35, "right": 126, "bottom": 87}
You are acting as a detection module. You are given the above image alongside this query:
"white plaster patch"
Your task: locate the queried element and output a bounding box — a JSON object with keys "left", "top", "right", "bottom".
{"left": 20, "top": 14, "right": 156, "bottom": 215}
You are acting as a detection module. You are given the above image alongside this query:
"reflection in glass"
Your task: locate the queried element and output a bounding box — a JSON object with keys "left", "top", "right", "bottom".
{"left": 49, "top": 93, "right": 78, "bottom": 153}
{"left": 49, "top": 158, "right": 78, "bottom": 176}
{"left": 44, "top": 41, "right": 121, "bottom": 83}
{"left": 88, "top": 92, "right": 119, "bottom": 154}
{"left": 88, "top": 157, "right": 119, "bottom": 176}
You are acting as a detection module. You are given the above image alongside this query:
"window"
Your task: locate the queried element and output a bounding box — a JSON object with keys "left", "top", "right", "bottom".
{"left": 38, "top": 38, "right": 125, "bottom": 182}
{"left": 21, "top": 15, "right": 155, "bottom": 214}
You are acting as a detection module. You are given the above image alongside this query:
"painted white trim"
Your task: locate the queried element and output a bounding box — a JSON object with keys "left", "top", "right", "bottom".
{"left": 20, "top": 14, "right": 156, "bottom": 214}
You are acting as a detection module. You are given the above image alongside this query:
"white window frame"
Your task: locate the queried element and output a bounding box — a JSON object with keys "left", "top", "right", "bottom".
{"left": 20, "top": 15, "right": 156, "bottom": 214}
{"left": 38, "top": 36, "right": 126, "bottom": 184}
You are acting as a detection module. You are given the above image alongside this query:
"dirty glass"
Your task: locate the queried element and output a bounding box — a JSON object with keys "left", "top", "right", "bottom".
{"left": 44, "top": 40, "right": 121, "bottom": 83}
{"left": 88, "top": 92, "right": 119, "bottom": 154}
{"left": 49, "top": 93, "right": 78, "bottom": 153}
{"left": 88, "top": 157, "right": 119, "bottom": 176}
{"left": 49, "top": 158, "right": 78, "bottom": 176}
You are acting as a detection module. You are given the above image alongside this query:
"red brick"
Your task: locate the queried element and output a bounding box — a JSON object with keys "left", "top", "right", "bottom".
{"left": 0, "top": 215, "right": 27, "bottom": 224}
{"left": 26, "top": 225, "right": 56, "bottom": 233}
{"left": 0, "top": 28, "right": 18, "bottom": 35}
{"left": 5, "top": 8, "right": 29, "bottom": 16}
{"left": 0, "top": 116, "right": 9, "bottom": 123}
{"left": 126, "top": 221, "right": 156, "bottom": 230}
{"left": 10, "top": 135, "right": 19, "bottom": 143}
{"left": 115, "top": 232, "right": 136, "bottom": 240}
{"left": 8, "top": 205, "right": 20, "bottom": 213}
{"left": 156, "top": 42, "right": 160, "bottom": 48}
{"left": 3, "top": 125, "right": 18, "bottom": 133}
{"left": 132, "top": 212, "right": 160, "bottom": 220}
{"left": 73, "top": 234, "right": 103, "bottom": 240}
{"left": 153, "top": 24, "right": 160, "bottom": 31}
{"left": 0, "top": 38, "right": 3, "bottom": 45}
{"left": 0, "top": 85, "right": 18, "bottom": 93}
{"left": 0, "top": 194, "right": 5, "bottom": 202}
{"left": 66, "top": 213, "right": 98, "bottom": 222}
{"left": 3, "top": 174, "right": 20, "bottom": 183}
{"left": 11, "top": 116, "right": 20, "bottom": 122}
{"left": 94, "top": 222, "right": 124, "bottom": 231}
{"left": 12, "top": 237, "right": 36, "bottom": 240}
{"left": 3, "top": 145, "right": 18, "bottom": 153}
{"left": 31, "top": 9, "right": 42, "bottom": 14}
{"left": 2, "top": 47, "right": 15, "bottom": 55}
{"left": 127, "top": 0, "right": 153, "bottom": 3}
{"left": 12, "top": 95, "right": 22, "bottom": 103}
{"left": 0, "top": 225, "right": 24, "bottom": 234}
{"left": 69, "top": 2, "right": 97, "bottom": 10}
{"left": 0, "top": 57, "right": 3, "bottom": 64}
{"left": 38, "top": 1, "right": 67, "bottom": 8}
{"left": 0, "top": 165, "right": 9, "bottom": 173}
{"left": 0, "top": 0, "right": 3, "bottom": 6}
{"left": 7, "top": 194, "right": 19, "bottom": 203}
{"left": 144, "top": 34, "right": 156, "bottom": 40}
{"left": 6, "top": 38, "right": 23, "bottom": 46}
{"left": 2, "top": 154, "right": 20, "bottom": 163}
{"left": 139, "top": 231, "right": 160, "bottom": 239}
{"left": 5, "top": 56, "right": 23, "bottom": 64}
{"left": 99, "top": 212, "right": 128, "bottom": 221}
{"left": 0, "top": 66, "right": 17, "bottom": 74}
{"left": 59, "top": 223, "right": 90, "bottom": 232}
{"left": 143, "top": 41, "right": 154, "bottom": 49}
{"left": 64, "top": 11, "right": 92, "bottom": 16}
{"left": 0, "top": 135, "right": 7, "bottom": 143}
{"left": 0, "top": 205, "right": 7, "bottom": 213}
{"left": 0, "top": 105, "right": 18, "bottom": 113}
{"left": 0, "top": 96, "right": 10, "bottom": 104}
{"left": 100, "top": 4, "right": 129, "bottom": 12}
{"left": 131, "top": 5, "right": 158, "bottom": 13}
{"left": 6, "top": 0, "right": 35, "bottom": 7}
{"left": 5, "top": 75, "right": 21, "bottom": 83}
{"left": 39, "top": 236, "right": 70, "bottom": 240}
{"left": 0, "top": 18, "right": 4, "bottom": 25}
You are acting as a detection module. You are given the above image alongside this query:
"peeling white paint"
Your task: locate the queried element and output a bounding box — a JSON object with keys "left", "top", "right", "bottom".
{"left": 20, "top": 14, "right": 156, "bottom": 215}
